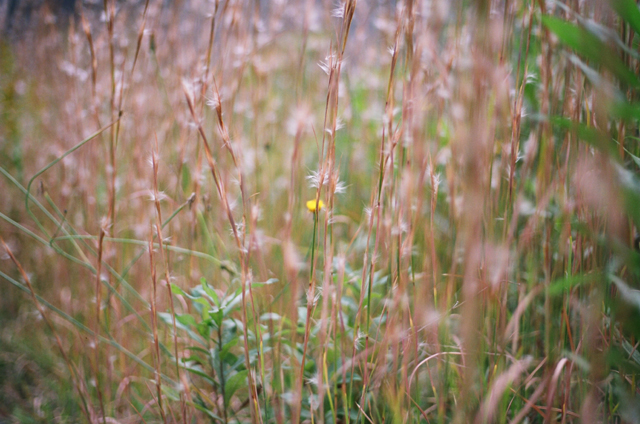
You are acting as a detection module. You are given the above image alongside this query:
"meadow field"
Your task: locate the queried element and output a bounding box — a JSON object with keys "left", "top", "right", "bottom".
{"left": 2, "top": 0, "right": 640, "bottom": 422}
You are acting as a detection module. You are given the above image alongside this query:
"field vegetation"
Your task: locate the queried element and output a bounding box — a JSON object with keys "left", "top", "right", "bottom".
{"left": 2, "top": 0, "right": 640, "bottom": 422}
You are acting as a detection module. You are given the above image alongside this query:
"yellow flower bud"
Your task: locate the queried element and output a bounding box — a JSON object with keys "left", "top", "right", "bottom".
{"left": 306, "top": 199, "right": 325, "bottom": 212}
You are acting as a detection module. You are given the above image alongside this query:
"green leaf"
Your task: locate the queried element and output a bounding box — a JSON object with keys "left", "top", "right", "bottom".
{"left": 551, "top": 117, "right": 619, "bottom": 159}
{"left": 176, "top": 313, "right": 197, "bottom": 328}
{"left": 223, "top": 293, "right": 243, "bottom": 315}
{"left": 182, "top": 364, "right": 217, "bottom": 385}
{"left": 193, "top": 297, "right": 211, "bottom": 317}
{"left": 211, "top": 308, "right": 224, "bottom": 328}
{"left": 159, "top": 312, "right": 206, "bottom": 343}
{"left": 607, "top": 347, "right": 640, "bottom": 374}
{"left": 547, "top": 272, "right": 601, "bottom": 296}
{"left": 170, "top": 283, "right": 187, "bottom": 297}
{"left": 220, "top": 338, "right": 239, "bottom": 361}
{"left": 251, "top": 278, "right": 279, "bottom": 289}
{"left": 224, "top": 370, "right": 249, "bottom": 407}
{"left": 611, "top": 102, "right": 640, "bottom": 121}
{"left": 616, "top": 166, "right": 640, "bottom": 230}
{"left": 185, "top": 346, "right": 210, "bottom": 356}
{"left": 611, "top": 0, "right": 640, "bottom": 36}
{"left": 181, "top": 354, "right": 207, "bottom": 366}
{"left": 542, "top": 16, "right": 640, "bottom": 88}
{"left": 161, "top": 383, "right": 180, "bottom": 401}
{"left": 181, "top": 164, "right": 191, "bottom": 193}
{"left": 197, "top": 321, "right": 212, "bottom": 338}
{"left": 200, "top": 278, "right": 220, "bottom": 307}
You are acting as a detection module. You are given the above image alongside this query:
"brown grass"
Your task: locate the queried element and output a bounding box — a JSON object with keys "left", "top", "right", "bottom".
{"left": 2, "top": 0, "right": 640, "bottom": 423}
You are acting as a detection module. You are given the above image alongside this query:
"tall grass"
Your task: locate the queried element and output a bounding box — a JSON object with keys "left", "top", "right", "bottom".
{"left": 2, "top": 0, "right": 640, "bottom": 423}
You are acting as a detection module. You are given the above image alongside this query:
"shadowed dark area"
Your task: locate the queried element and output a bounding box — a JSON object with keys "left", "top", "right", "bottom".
{"left": 2, "top": 0, "right": 77, "bottom": 36}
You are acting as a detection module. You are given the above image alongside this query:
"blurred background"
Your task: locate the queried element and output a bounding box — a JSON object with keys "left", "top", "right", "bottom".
{"left": 2, "top": 0, "right": 640, "bottom": 423}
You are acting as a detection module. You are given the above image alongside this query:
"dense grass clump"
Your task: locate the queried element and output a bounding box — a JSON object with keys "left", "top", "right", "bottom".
{"left": 2, "top": 0, "right": 640, "bottom": 422}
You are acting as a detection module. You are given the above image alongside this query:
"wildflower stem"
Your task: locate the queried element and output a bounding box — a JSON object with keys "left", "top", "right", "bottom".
{"left": 295, "top": 205, "right": 319, "bottom": 424}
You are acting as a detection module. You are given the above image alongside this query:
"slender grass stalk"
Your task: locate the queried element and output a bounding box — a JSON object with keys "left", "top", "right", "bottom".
{"left": 148, "top": 236, "right": 169, "bottom": 424}
{"left": 93, "top": 224, "right": 108, "bottom": 424}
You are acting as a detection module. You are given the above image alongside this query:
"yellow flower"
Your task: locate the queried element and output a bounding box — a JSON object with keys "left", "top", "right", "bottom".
{"left": 306, "top": 199, "right": 325, "bottom": 213}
